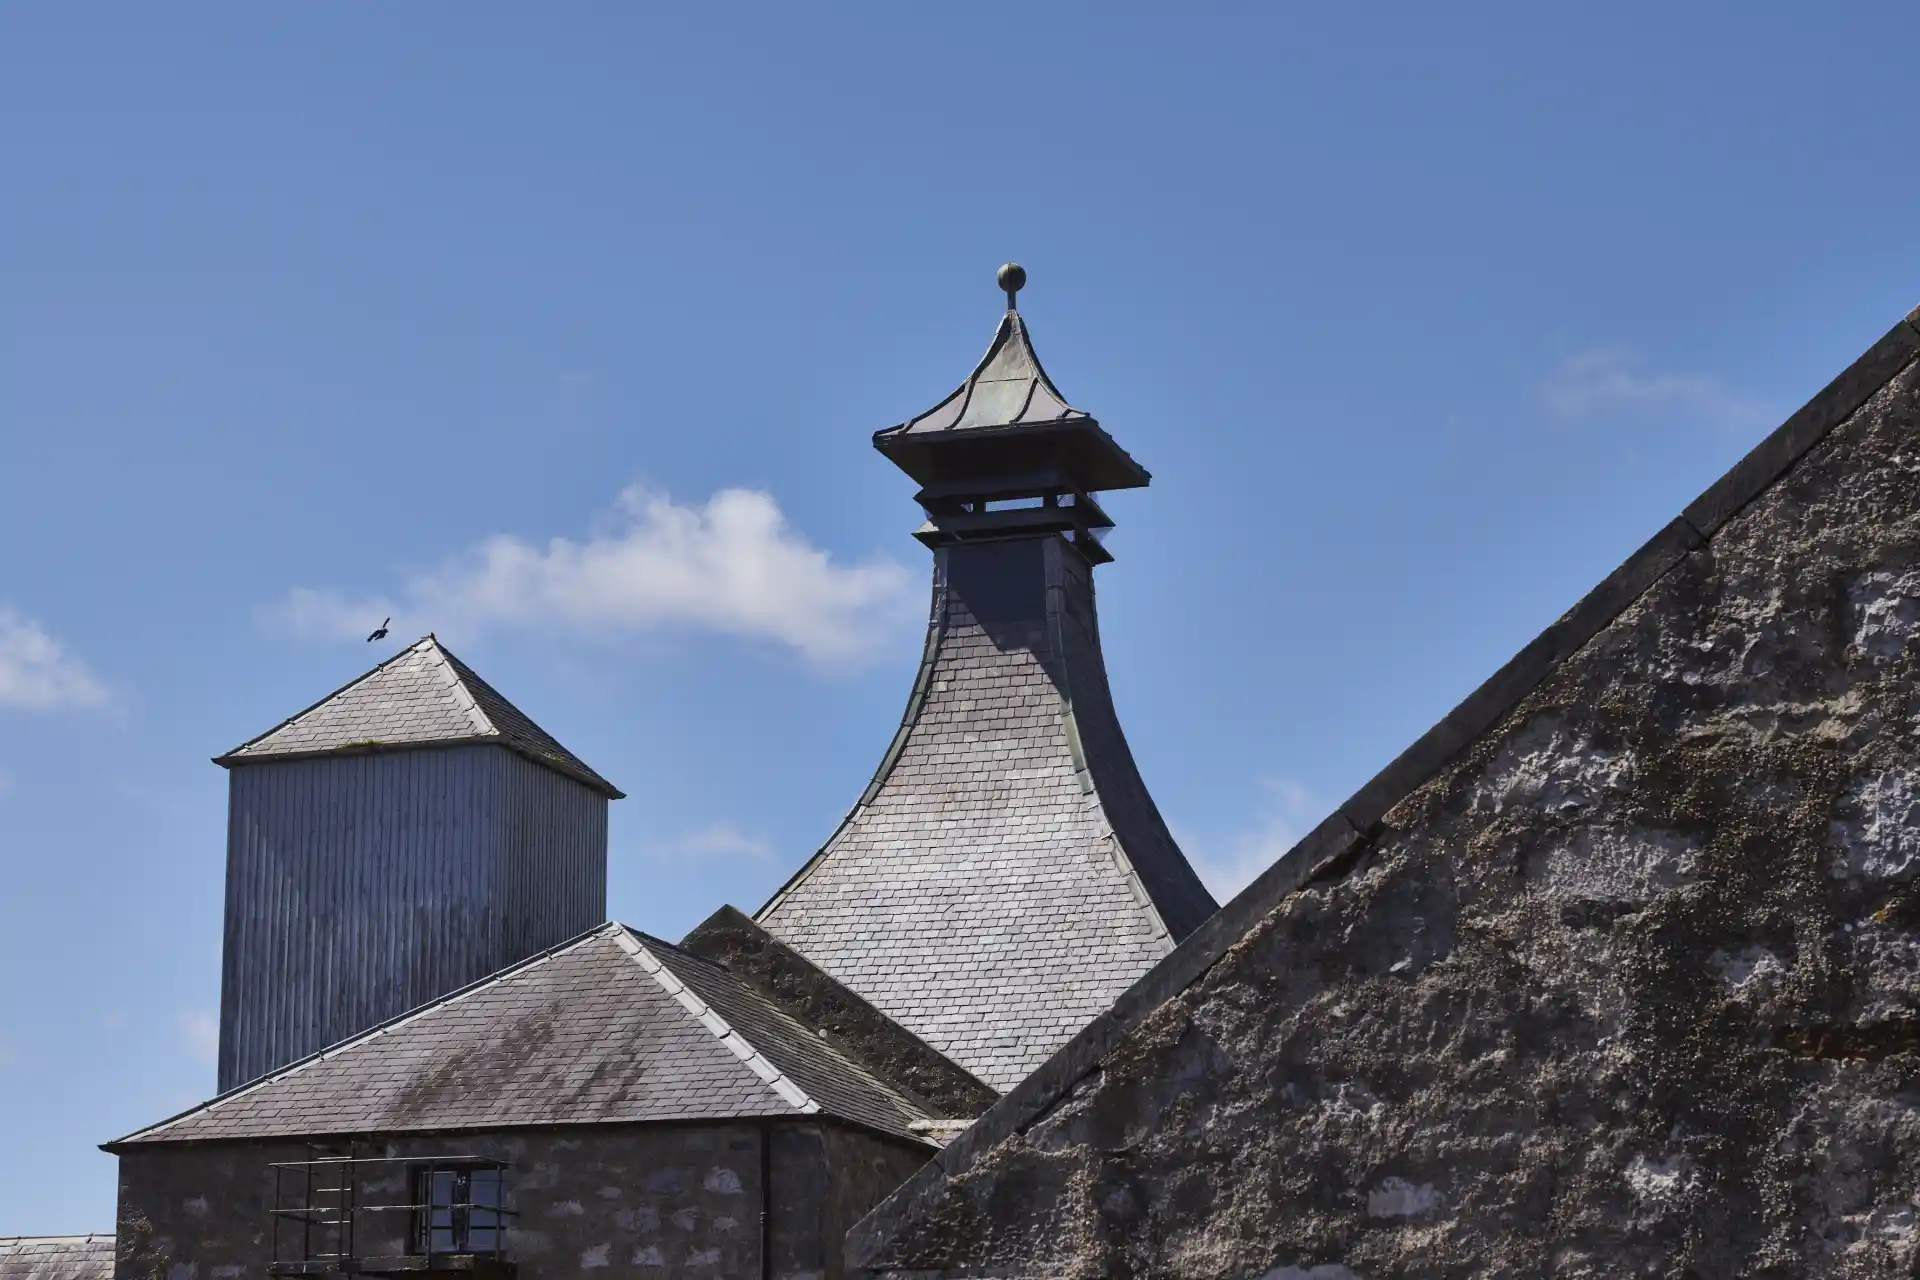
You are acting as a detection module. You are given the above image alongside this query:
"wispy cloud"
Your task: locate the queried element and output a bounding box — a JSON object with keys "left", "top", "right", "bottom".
{"left": 262, "top": 485, "right": 917, "bottom": 667}
{"left": 1541, "top": 348, "right": 1766, "bottom": 430}
{"left": 1182, "top": 778, "right": 1323, "bottom": 902}
{"left": 177, "top": 1008, "right": 218, "bottom": 1066}
{"left": 0, "top": 607, "right": 108, "bottom": 711}
{"left": 650, "top": 823, "right": 774, "bottom": 861}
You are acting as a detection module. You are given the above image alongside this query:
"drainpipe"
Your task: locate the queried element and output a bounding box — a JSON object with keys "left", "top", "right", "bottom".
{"left": 759, "top": 1120, "right": 773, "bottom": 1280}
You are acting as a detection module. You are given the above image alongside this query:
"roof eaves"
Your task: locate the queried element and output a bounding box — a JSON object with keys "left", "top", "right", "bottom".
{"left": 848, "top": 305, "right": 1920, "bottom": 1260}
{"left": 610, "top": 929, "right": 818, "bottom": 1117}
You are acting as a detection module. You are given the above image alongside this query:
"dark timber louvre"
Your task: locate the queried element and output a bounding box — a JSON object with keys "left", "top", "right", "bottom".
{"left": 757, "top": 267, "right": 1218, "bottom": 1092}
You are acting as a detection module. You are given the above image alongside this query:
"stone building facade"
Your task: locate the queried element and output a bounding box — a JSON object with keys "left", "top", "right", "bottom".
{"left": 108, "top": 922, "right": 974, "bottom": 1280}
{"left": 849, "top": 310, "right": 1920, "bottom": 1275}
{"left": 114, "top": 1124, "right": 922, "bottom": 1280}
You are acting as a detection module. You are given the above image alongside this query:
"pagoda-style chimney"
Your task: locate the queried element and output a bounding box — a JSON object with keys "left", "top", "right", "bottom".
{"left": 757, "top": 267, "right": 1217, "bottom": 1092}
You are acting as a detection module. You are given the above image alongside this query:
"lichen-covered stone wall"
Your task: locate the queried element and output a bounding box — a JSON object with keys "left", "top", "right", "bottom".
{"left": 851, "top": 359, "right": 1920, "bottom": 1276}
{"left": 115, "top": 1120, "right": 922, "bottom": 1279}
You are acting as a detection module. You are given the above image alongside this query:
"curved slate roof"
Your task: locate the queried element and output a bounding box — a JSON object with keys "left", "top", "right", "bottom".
{"left": 758, "top": 535, "right": 1217, "bottom": 1092}
{"left": 0, "top": 1237, "right": 112, "bottom": 1280}
{"left": 217, "top": 636, "right": 621, "bottom": 798}
{"left": 110, "top": 924, "right": 937, "bottom": 1148}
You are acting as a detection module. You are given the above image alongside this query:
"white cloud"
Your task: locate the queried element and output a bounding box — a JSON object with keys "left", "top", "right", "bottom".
{"left": 1541, "top": 348, "right": 1765, "bottom": 430}
{"left": 651, "top": 823, "right": 774, "bottom": 861}
{"left": 0, "top": 607, "right": 108, "bottom": 710}
{"left": 177, "top": 1008, "right": 218, "bottom": 1066}
{"left": 264, "top": 486, "right": 917, "bottom": 666}
{"left": 1184, "top": 778, "right": 1323, "bottom": 902}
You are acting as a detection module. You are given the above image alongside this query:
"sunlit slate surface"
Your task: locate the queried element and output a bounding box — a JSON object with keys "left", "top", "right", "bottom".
{"left": 219, "top": 636, "right": 621, "bottom": 798}
{"left": 0, "top": 1237, "right": 112, "bottom": 1280}
{"left": 123, "top": 927, "right": 934, "bottom": 1147}
{"left": 760, "top": 537, "right": 1216, "bottom": 1091}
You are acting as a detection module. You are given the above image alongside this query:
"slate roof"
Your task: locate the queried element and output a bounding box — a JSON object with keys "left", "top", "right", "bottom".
{"left": 217, "top": 636, "right": 622, "bottom": 798}
{"left": 846, "top": 304, "right": 1920, "bottom": 1268}
{"left": 0, "top": 1237, "right": 112, "bottom": 1280}
{"left": 110, "top": 923, "right": 937, "bottom": 1148}
{"left": 759, "top": 535, "right": 1217, "bottom": 1092}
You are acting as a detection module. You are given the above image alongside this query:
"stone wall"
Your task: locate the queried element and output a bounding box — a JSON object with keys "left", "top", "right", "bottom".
{"left": 849, "top": 342, "right": 1920, "bottom": 1275}
{"left": 114, "top": 1120, "right": 924, "bottom": 1280}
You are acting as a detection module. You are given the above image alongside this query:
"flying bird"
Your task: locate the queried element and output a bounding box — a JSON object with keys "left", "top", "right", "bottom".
{"left": 366, "top": 617, "right": 390, "bottom": 643}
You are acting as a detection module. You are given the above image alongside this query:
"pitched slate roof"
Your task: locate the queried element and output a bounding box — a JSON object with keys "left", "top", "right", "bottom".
{"left": 759, "top": 535, "right": 1217, "bottom": 1092}
{"left": 682, "top": 905, "right": 999, "bottom": 1121}
{"left": 216, "top": 636, "right": 621, "bottom": 798}
{"left": 846, "top": 305, "right": 1920, "bottom": 1270}
{"left": 0, "top": 1237, "right": 112, "bottom": 1280}
{"left": 109, "top": 924, "right": 937, "bottom": 1149}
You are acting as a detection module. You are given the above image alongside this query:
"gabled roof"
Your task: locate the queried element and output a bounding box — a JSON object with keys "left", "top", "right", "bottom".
{"left": 216, "top": 636, "right": 622, "bottom": 798}
{"left": 109, "top": 923, "right": 939, "bottom": 1149}
{"left": 0, "top": 1237, "right": 112, "bottom": 1280}
{"left": 847, "top": 305, "right": 1920, "bottom": 1269}
{"left": 874, "top": 309, "right": 1150, "bottom": 491}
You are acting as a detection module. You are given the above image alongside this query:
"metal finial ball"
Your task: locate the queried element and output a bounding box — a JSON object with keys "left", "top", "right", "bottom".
{"left": 997, "top": 263, "right": 1027, "bottom": 296}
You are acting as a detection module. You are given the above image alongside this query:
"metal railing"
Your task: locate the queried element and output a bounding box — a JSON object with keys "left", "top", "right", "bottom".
{"left": 267, "top": 1148, "right": 517, "bottom": 1276}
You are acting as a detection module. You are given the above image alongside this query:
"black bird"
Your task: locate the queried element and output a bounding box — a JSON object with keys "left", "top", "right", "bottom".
{"left": 366, "top": 617, "right": 390, "bottom": 643}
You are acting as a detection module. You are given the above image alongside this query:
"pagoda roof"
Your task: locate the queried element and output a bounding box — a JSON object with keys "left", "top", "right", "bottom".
{"left": 216, "top": 636, "right": 622, "bottom": 798}
{"left": 108, "top": 924, "right": 943, "bottom": 1149}
{"left": 874, "top": 309, "right": 1151, "bottom": 492}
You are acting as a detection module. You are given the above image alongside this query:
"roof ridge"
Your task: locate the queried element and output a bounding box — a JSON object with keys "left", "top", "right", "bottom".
{"left": 849, "top": 304, "right": 1920, "bottom": 1256}
{"left": 611, "top": 928, "right": 819, "bottom": 1116}
{"left": 633, "top": 925, "right": 942, "bottom": 1121}
{"left": 421, "top": 636, "right": 497, "bottom": 739}
{"left": 106, "top": 923, "right": 617, "bottom": 1146}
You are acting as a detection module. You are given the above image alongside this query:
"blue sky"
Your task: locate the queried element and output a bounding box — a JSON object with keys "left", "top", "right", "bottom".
{"left": 5, "top": 2, "right": 1919, "bottom": 1234}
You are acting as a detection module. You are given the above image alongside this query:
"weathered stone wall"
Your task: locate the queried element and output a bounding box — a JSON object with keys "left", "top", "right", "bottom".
{"left": 115, "top": 1120, "right": 924, "bottom": 1279}
{"left": 850, "top": 357, "right": 1920, "bottom": 1276}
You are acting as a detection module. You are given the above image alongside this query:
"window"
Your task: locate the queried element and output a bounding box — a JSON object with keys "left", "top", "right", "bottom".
{"left": 412, "top": 1165, "right": 504, "bottom": 1255}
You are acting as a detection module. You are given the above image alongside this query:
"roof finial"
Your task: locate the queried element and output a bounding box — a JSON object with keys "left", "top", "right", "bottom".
{"left": 997, "top": 262, "right": 1026, "bottom": 312}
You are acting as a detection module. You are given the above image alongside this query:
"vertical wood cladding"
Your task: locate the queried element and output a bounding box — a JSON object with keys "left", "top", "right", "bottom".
{"left": 217, "top": 744, "right": 607, "bottom": 1091}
